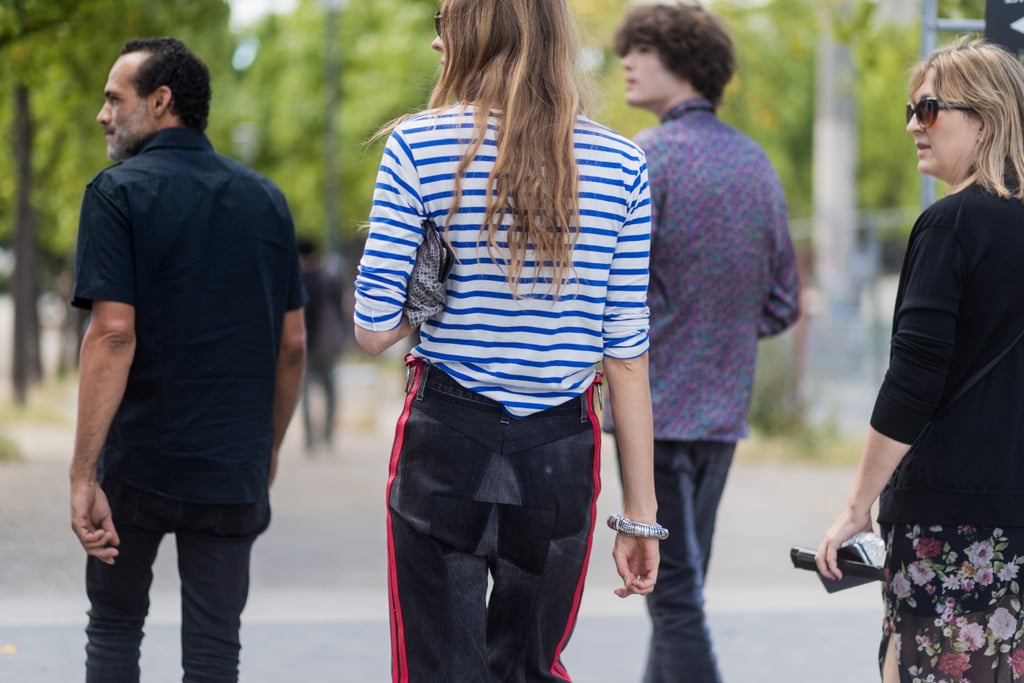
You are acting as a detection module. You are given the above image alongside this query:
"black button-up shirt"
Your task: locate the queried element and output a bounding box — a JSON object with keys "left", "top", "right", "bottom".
{"left": 72, "top": 127, "right": 305, "bottom": 504}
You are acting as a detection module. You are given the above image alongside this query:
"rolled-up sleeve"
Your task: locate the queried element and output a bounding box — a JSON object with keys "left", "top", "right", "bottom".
{"left": 353, "top": 131, "right": 424, "bottom": 332}
{"left": 603, "top": 161, "right": 651, "bottom": 359}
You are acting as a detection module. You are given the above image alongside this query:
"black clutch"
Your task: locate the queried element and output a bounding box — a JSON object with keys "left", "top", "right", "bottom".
{"left": 790, "top": 539, "right": 885, "bottom": 593}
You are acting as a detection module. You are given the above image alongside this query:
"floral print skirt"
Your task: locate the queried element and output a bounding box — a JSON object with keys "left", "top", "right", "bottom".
{"left": 882, "top": 523, "right": 1024, "bottom": 682}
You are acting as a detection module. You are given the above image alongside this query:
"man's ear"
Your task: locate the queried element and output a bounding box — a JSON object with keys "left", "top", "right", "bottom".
{"left": 150, "top": 85, "right": 174, "bottom": 118}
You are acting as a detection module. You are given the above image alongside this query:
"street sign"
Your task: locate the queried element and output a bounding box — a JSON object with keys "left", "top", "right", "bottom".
{"left": 986, "top": 0, "right": 1024, "bottom": 54}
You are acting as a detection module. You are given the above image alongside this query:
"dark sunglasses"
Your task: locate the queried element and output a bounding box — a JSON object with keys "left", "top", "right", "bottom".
{"left": 906, "top": 98, "right": 973, "bottom": 128}
{"left": 434, "top": 11, "right": 442, "bottom": 37}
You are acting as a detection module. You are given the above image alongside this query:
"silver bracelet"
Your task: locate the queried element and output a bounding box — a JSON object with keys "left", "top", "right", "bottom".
{"left": 607, "top": 514, "right": 669, "bottom": 540}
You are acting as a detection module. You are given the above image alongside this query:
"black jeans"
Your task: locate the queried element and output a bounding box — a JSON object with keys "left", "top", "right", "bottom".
{"left": 84, "top": 477, "right": 270, "bottom": 683}
{"left": 387, "top": 358, "right": 601, "bottom": 682}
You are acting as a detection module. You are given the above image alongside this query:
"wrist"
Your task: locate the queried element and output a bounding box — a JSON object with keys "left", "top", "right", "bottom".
{"left": 69, "top": 465, "right": 99, "bottom": 485}
{"left": 622, "top": 507, "right": 657, "bottom": 524}
{"left": 607, "top": 513, "right": 669, "bottom": 540}
{"left": 846, "top": 498, "right": 873, "bottom": 520}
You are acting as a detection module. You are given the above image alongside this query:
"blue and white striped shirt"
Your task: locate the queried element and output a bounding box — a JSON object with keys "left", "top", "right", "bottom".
{"left": 354, "top": 106, "right": 651, "bottom": 416}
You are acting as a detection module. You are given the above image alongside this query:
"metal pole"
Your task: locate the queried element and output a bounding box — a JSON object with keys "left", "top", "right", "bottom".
{"left": 324, "top": 3, "right": 342, "bottom": 256}
{"left": 920, "top": 0, "right": 937, "bottom": 210}
{"left": 919, "top": 0, "right": 984, "bottom": 210}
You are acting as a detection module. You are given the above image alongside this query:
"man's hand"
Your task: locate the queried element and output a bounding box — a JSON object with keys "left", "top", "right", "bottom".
{"left": 70, "top": 479, "right": 120, "bottom": 564}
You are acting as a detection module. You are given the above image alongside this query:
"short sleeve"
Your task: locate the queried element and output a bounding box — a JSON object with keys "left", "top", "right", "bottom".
{"left": 71, "top": 175, "right": 136, "bottom": 310}
{"left": 285, "top": 224, "right": 307, "bottom": 312}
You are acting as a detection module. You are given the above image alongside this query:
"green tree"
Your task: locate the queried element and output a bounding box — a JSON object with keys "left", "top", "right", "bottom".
{"left": 227, "top": 0, "right": 439, "bottom": 267}
{"left": 0, "top": 0, "right": 233, "bottom": 401}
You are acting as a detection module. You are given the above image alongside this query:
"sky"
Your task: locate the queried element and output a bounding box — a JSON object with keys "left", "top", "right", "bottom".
{"left": 228, "top": 0, "right": 298, "bottom": 30}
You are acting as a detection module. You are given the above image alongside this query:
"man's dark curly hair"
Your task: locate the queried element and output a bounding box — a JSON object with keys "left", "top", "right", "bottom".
{"left": 612, "top": 2, "right": 735, "bottom": 107}
{"left": 121, "top": 37, "right": 211, "bottom": 131}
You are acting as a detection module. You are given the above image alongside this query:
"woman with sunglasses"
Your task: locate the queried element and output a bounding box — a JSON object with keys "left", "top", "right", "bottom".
{"left": 353, "top": 1, "right": 660, "bottom": 680}
{"left": 818, "top": 37, "right": 1024, "bottom": 682}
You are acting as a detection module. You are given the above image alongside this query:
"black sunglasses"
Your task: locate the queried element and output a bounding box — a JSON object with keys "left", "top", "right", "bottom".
{"left": 906, "top": 98, "right": 973, "bottom": 128}
{"left": 434, "top": 11, "right": 442, "bottom": 37}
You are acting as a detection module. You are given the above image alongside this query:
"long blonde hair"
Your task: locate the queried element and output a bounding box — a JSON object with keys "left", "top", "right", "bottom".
{"left": 432, "top": 0, "right": 585, "bottom": 297}
{"left": 910, "top": 37, "right": 1024, "bottom": 198}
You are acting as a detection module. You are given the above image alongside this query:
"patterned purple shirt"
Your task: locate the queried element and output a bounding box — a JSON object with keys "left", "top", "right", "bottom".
{"left": 637, "top": 98, "right": 800, "bottom": 441}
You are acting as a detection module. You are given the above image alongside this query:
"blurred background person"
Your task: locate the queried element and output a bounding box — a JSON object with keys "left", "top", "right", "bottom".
{"left": 352, "top": 0, "right": 663, "bottom": 680}
{"left": 610, "top": 3, "right": 800, "bottom": 682}
{"left": 818, "top": 38, "right": 1024, "bottom": 682}
{"left": 298, "top": 237, "right": 345, "bottom": 453}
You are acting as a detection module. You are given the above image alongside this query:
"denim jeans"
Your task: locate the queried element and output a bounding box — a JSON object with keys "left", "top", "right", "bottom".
{"left": 84, "top": 477, "right": 270, "bottom": 683}
{"left": 387, "top": 358, "right": 602, "bottom": 682}
{"left": 636, "top": 440, "right": 735, "bottom": 683}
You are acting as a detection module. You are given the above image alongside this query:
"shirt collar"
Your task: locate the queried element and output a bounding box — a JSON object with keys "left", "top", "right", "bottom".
{"left": 661, "top": 97, "right": 716, "bottom": 124}
{"left": 137, "top": 127, "right": 213, "bottom": 155}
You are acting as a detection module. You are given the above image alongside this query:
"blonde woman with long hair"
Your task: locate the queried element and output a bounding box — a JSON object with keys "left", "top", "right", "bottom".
{"left": 819, "top": 38, "right": 1024, "bottom": 681}
{"left": 353, "top": 0, "right": 661, "bottom": 680}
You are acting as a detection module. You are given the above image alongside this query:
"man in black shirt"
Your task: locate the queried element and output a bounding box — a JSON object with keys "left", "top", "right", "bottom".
{"left": 70, "top": 37, "right": 306, "bottom": 682}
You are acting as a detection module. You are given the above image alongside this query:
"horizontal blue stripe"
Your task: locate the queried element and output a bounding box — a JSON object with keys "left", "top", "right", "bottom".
{"left": 433, "top": 321, "right": 601, "bottom": 337}
{"left": 426, "top": 334, "right": 602, "bottom": 355}
{"left": 616, "top": 232, "right": 650, "bottom": 244}
{"left": 441, "top": 303, "right": 603, "bottom": 322}
{"left": 421, "top": 170, "right": 490, "bottom": 184}
{"left": 410, "top": 136, "right": 498, "bottom": 152}
{"left": 356, "top": 269, "right": 405, "bottom": 288}
{"left": 371, "top": 199, "right": 420, "bottom": 218}
{"left": 448, "top": 272, "right": 613, "bottom": 288}
{"left": 446, "top": 289, "right": 606, "bottom": 305}
{"left": 402, "top": 119, "right": 498, "bottom": 136}
{"left": 366, "top": 215, "right": 419, "bottom": 234}
{"left": 601, "top": 295, "right": 647, "bottom": 303}
{"left": 573, "top": 141, "right": 642, "bottom": 163}
{"left": 413, "top": 153, "right": 497, "bottom": 168}
{"left": 423, "top": 352, "right": 598, "bottom": 375}
{"left": 353, "top": 307, "right": 402, "bottom": 325}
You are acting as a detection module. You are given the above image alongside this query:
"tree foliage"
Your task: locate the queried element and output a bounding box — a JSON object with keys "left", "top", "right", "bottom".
{"left": 228, "top": 0, "right": 439, "bottom": 255}
{"left": 0, "top": 0, "right": 997, "bottom": 283}
{"left": 0, "top": 0, "right": 234, "bottom": 264}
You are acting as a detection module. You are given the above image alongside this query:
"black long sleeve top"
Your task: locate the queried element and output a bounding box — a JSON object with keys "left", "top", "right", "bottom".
{"left": 874, "top": 182, "right": 1024, "bottom": 526}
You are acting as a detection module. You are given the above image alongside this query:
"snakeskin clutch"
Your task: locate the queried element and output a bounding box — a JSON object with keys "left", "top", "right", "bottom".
{"left": 404, "top": 218, "right": 455, "bottom": 327}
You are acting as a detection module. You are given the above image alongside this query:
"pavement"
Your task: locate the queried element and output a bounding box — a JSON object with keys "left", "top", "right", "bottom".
{"left": 0, "top": 357, "right": 884, "bottom": 682}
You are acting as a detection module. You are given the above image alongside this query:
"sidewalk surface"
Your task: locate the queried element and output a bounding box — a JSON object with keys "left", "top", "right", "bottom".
{"left": 0, "top": 359, "right": 882, "bottom": 682}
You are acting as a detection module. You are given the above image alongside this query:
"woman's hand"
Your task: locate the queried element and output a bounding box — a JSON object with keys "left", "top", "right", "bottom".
{"left": 815, "top": 427, "right": 911, "bottom": 581}
{"left": 815, "top": 506, "right": 873, "bottom": 581}
{"left": 612, "top": 534, "right": 659, "bottom": 597}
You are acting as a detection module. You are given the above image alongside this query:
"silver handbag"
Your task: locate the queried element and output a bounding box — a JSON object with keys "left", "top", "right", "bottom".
{"left": 404, "top": 218, "right": 455, "bottom": 327}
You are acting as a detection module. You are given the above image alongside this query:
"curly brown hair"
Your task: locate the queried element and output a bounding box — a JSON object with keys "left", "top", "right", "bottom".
{"left": 612, "top": 2, "right": 735, "bottom": 107}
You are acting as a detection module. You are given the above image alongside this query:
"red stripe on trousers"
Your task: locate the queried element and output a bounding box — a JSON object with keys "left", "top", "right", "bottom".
{"left": 548, "top": 378, "right": 603, "bottom": 681}
{"left": 386, "top": 357, "right": 424, "bottom": 683}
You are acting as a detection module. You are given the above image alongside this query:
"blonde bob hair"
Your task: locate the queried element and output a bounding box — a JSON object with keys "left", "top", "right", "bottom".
{"left": 430, "top": 0, "right": 587, "bottom": 297}
{"left": 910, "top": 37, "right": 1024, "bottom": 198}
